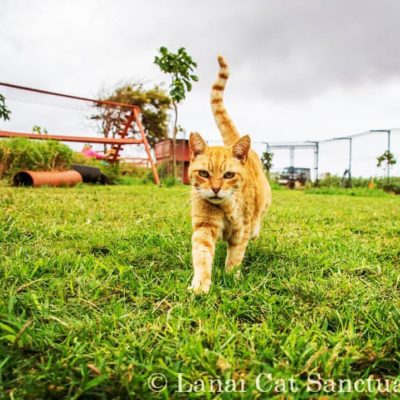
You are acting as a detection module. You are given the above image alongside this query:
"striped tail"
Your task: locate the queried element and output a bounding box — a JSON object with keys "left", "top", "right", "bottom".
{"left": 211, "top": 56, "right": 240, "bottom": 147}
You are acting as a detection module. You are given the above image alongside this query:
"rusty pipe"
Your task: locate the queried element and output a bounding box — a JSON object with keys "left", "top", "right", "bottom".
{"left": 13, "top": 170, "right": 82, "bottom": 187}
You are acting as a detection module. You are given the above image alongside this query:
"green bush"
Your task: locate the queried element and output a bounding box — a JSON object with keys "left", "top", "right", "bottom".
{"left": 119, "top": 162, "right": 153, "bottom": 180}
{"left": 311, "top": 174, "right": 400, "bottom": 195}
{"left": 305, "top": 187, "right": 390, "bottom": 197}
{"left": 269, "top": 180, "right": 283, "bottom": 190}
{"left": 318, "top": 174, "right": 345, "bottom": 187}
{"left": 381, "top": 181, "right": 400, "bottom": 195}
{"left": 318, "top": 174, "right": 400, "bottom": 189}
{"left": 350, "top": 176, "right": 376, "bottom": 188}
{"left": 0, "top": 138, "right": 73, "bottom": 180}
{"left": 318, "top": 175, "right": 374, "bottom": 188}
{"left": 375, "top": 176, "right": 400, "bottom": 188}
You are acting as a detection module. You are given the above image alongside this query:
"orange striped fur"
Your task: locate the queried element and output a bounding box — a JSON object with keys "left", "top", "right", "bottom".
{"left": 188, "top": 56, "right": 271, "bottom": 294}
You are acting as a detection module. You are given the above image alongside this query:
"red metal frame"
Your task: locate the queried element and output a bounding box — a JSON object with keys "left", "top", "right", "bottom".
{"left": 0, "top": 82, "right": 141, "bottom": 111}
{"left": 0, "top": 130, "right": 142, "bottom": 145}
{"left": 133, "top": 108, "right": 160, "bottom": 185}
{"left": 108, "top": 109, "right": 136, "bottom": 163}
{"left": 0, "top": 82, "right": 160, "bottom": 185}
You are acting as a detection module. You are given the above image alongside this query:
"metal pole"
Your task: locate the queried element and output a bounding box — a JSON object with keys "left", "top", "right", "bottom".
{"left": 387, "top": 130, "right": 391, "bottom": 181}
{"left": 0, "top": 81, "right": 140, "bottom": 111}
{"left": 370, "top": 129, "right": 392, "bottom": 181}
{"left": 306, "top": 140, "right": 319, "bottom": 184}
{"left": 315, "top": 142, "right": 319, "bottom": 183}
{"left": 289, "top": 146, "right": 295, "bottom": 188}
{"left": 348, "top": 138, "right": 352, "bottom": 187}
{"left": 290, "top": 146, "right": 294, "bottom": 168}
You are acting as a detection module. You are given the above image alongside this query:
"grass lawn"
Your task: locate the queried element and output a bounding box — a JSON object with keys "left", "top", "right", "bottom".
{"left": 1, "top": 184, "right": 400, "bottom": 399}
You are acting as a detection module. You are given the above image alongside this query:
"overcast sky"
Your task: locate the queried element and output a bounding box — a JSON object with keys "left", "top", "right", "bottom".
{"left": 1, "top": 0, "right": 399, "bottom": 177}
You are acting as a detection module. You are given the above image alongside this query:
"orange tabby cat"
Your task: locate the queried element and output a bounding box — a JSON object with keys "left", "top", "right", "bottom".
{"left": 188, "top": 56, "right": 271, "bottom": 294}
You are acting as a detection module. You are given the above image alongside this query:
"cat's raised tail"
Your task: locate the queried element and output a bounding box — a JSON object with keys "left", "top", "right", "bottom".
{"left": 211, "top": 56, "right": 241, "bottom": 147}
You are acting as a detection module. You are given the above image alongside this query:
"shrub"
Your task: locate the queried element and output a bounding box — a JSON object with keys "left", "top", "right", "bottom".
{"left": 269, "top": 180, "right": 283, "bottom": 190}
{"left": 350, "top": 176, "right": 375, "bottom": 188}
{"left": 311, "top": 174, "right": 400, "bottom": 195}
{"left": 305, "top": 187, "right": 390, "bottom": 197}
{"left": 381, "top": 180, "right": 400, "bottom": 195}
{"left": 0, "top": 138, "right": 73, "bottom": 180}
{"left": 119, "top": 162, "right": 152, "bottom": 179}
{"left": 318, "top": 174, "right": 344, "bottom": 188}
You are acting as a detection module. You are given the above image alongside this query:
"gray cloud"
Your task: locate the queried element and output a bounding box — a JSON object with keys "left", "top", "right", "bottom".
{"left": 156, "top": 0, "right": 400, "bottom": 100}
{"left": 3, "top": 0, "right": 400, "bottom": 100}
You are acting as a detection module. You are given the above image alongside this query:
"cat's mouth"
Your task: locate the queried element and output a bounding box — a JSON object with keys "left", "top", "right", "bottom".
{"left": 207, "top": 195, "right": 225, "bottom": 203}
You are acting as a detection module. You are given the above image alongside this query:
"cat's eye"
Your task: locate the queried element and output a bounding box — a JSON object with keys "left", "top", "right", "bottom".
{"left": 224, "top": 172, "right": 235, "bottom": 179}
{"left": 198, "top": 170, "right": 210, "bottom": 178}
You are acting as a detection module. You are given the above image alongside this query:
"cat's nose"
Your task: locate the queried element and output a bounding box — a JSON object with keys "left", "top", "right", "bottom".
{"left": 211, "top": 187, "right": 221, "bottom": 194}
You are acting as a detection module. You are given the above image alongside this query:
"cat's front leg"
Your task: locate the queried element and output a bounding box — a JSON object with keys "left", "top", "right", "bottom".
{"left": 225, "top": 228, "right": 251, "bottom": 275}
{"left": 189, "top": 227, "right": 217, "bottom": 294}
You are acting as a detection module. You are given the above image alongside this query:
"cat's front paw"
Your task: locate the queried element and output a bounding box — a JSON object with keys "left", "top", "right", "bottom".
{"left": 188, "top": 278, "right": 211, "bottom": 294}
{"left": 251, "top": 223, "right": 261, "bottom": 239}
{"left": 225, "top": 263, "right": 242, "bottom": 279}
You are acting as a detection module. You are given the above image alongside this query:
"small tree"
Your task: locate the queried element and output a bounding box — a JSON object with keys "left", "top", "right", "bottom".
{"left": 0, "top": 94, "right": 11, "bottom": 121}
{"left": 92, "top": 83, "right": 171, "bottom": 151}
{"left": 377, "top": 150, "right": 397, "bottom": 180}
{"left": 154, "top": 47, "right": 198, "bottom": 181}
{"left": 32, "top": 125, "right": 48, "bottom": 134}
{"left": 261, "top": 151, "right": 273, "bottom": 174}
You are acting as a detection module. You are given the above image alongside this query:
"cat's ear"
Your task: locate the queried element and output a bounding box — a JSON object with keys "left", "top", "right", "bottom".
{"left": 232, "top": 135, "right": 250, "bottom": 163}
{"left": 189, "top": 132, "right": 207, "bottom": 159}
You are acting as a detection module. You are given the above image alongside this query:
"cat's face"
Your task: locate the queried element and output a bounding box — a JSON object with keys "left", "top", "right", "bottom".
{"left": 189, "top": 132, "right": 250, "bottom": 204}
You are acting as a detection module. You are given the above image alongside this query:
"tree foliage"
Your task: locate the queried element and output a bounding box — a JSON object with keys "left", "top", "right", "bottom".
{"left": 154, "top": 47, "right": 198, "bottom": 180}
{"left": 92, "top": 83, "right": 171, "bottom": 149}
{"left": 261, "top": 151, "right": 274, "bottom": 173}
{"left": 154, "top": 47, "right": 198, "bottom": 103}
{"left": 32, "top": 125, "right": 48, "bottom": 134}
{"left": 377, "top": 150, "right": 397, "bottom": 168}
{"left": 0, "top": 94, "right": 11, "bottom": 121}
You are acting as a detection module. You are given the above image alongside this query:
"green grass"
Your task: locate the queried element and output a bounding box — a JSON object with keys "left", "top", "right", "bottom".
{"left": 1, "top": 185, "right": 400, "bottom": 399}
{"left": 305, "top": 187, "right": 393, "bottom": 197}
